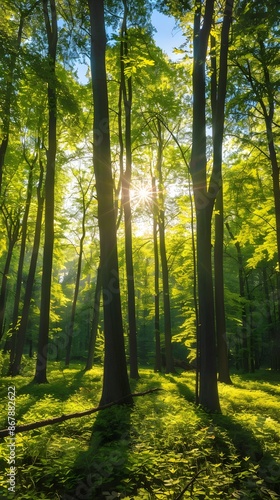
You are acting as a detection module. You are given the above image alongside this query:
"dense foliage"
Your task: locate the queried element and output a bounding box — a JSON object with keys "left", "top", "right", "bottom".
{"left": 0, "top": 0, "right": 280, "bottom": 496}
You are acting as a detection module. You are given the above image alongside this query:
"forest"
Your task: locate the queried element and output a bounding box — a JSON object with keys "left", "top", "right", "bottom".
{"left": 0, "top": 0, "right": 280, "bottom": 498}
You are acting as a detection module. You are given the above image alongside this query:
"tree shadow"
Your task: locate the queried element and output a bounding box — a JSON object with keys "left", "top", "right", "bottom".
{"left": 162, "top": 373, "right": 196, "bottom": 403}
{"left": 210, "top": 412, "right": 280, "bottom": 496}
{"left": 60, "top": 403, "right": 133, "bottom": 500}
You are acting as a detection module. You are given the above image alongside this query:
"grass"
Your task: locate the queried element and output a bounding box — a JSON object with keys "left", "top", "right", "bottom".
{"left": 0, "top": 359, "right": 280, "bottom": 499}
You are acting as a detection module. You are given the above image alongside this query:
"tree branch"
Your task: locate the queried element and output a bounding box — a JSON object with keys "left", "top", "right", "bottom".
{"left": 0, "top": 388, "right": 162, "bottom": 439}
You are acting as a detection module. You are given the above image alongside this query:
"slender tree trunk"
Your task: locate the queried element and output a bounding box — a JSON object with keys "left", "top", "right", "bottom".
{"left": 85, "top": 266, "right": 102, "bottom": 371}
{"left": 156, "top": 120, "right": 175, "bottom": 374}
{"left": 0, "top": 11, "right": 25, "bottom": 194}
{"left": 34, "top": 0, "right": 57, "bottom": 383}
{"left": 266, "top": 128, "right": 280, "bottom": 370}
{"left": 65, "top": 201, "right": 86, "bottom": 367}
{"left": 152, "top": 176, "right": 161, "bottom": 372}
{"left": 226, "top": 222, "right": 249, "bottom": 372}
{"left": 190, "top": 0, "right": 220, "bottom": 412}
{"left": 262, "top": 267, "right": 276, "bottom": 370}
{"left": 210, "top": 1, "right": 233, "bottom": 384}
{"left": 120, "top": 2, "right": 139, "bottom": 379}
{"left": 10, "top": 163, "right": 44, "bottom": 376}
{"left": 0, "top": 210, "right": 21, "bottom": 341}
{"left": 214, "top": 188, "right": 232, "bottom": 383}
{"left": 8, "top": 164, "right": 34, "bottom": 366}
{"left": 88, "top": 0, "right": 132, "bottom": 405}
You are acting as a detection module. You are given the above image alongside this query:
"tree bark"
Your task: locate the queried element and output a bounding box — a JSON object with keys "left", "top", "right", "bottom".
{"left": 226, "top": 222, "right": 249, "bottom": 372}
{"left": 214, "top": 188, "right": 232, "bottom": 383}
{"left": 65, "top": 185, "right": 88, "bottom": 367}
{"left": 152, "top": 176, "right": 161, "bottom": 372}
{"left": 0, "top": 10, "right": 26, "bottom": 194}
{"left": 85, "top": 266, "right": 102, "bottom": 371}
{"left": 210, "top": 0, "right": 234, "bottom": 384}
{"left": 33, "top": 0, "right": 57, "bottom": 384}
{"left": 190, "top": 0, "right": 220, "bottom": 412}
{"left": 0, "top": 208, "right": 21, "bottom": 340}
{"left": 9, "top": 163, "right": 44, "bottom": 376}
{"left": 120, "top": 2, "right": 139, "bottom": 379}
{"left": 8, "top": 162, "right": 34, "bottom": 367}
{"left": 156, "top": 120, "right": 175, "bottom": 374}
{"left": 88, "top": 0, "right": 132, "bottom": 405}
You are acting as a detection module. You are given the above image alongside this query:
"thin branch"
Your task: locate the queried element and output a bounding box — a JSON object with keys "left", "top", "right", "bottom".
{"left": 0, "top": 388, "right": 162, "bottom": 439}
{"left": 174, "top": 469, "right": 206, "bottom": 500}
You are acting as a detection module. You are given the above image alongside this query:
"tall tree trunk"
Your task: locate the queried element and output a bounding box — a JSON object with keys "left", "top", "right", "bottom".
{"left": 152, "top": 176, "right": 161, "bottom": 372}
{"left": 226, "top": 223, "right": 249, "bottom": 372}
{"left": 0, "top": 10, "right": 25, "bottom": 194}
{"left": 85, "top": 266, "right": 102, "bottom": 371}
{"left": 8, "top": 163, "right": 34, "bottom": 366}
{"left": 214, "top": 188, "right": 232, "bottom": 383}
{"left": 262, "top": 267, "right": 276, "bottom": 370}
{"left": 88, "top": 0, "right": 132, "bottom": 405}
{"left": 65, "top": 198, "right": 87, "bottom": 367}
{"left": 190, "top": 0, "right": 220, "bottom": 412}
{"left": 34, "top": 0, "right": 57, "bottom": 383}
{"left": 0, "top": 209, "right": 21, "bottom": 341}
{"left": 156, "top": 120, "right": 175, "bottom": 374}
{"left": 120, "top": 2, "right": 139, "bottom": 379}
{"left": 10, "top": 162, "right": 44, "bottom": 376}
{"left": 210, "top": 2, "right": 233, "bottom": 384}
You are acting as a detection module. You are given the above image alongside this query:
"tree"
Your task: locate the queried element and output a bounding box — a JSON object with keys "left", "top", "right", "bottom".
{"left": 190, "top": 0, "right": 233, "bottom": 411}
{"left": 211, "top": 16, "right": 232, "bottom": 385}
{"left": 229, "top": 0, "right": 280, "bottom": 368}
{"left": 9, "top": 160, "right": 44, "bottom": 376}
{"left": 156, "top": 119, "right": 175, "bottom": 373}
{"left": 33, "top": 0, "right": 57, "bottom": 383}
{"left": 65, "top": 169, "right": 95, "bottom": 367}
{"left": 88, "top": 0, "right": 132, "bottom": 405}
{"left": 119, "top": 2, "right": 139, "bottom": 379}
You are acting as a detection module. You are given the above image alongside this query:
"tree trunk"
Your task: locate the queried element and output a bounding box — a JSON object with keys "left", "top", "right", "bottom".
{"left": 190, "top": 0, "right": 220, "bottom": 412}
{"left": 0, "top": 11, "right": 26, "bottom": 194}
{"left": 10, "top": 162, "right": 44, "bottom": 376}
{"left": 266, "top": 126, "right": 280, "bottom": 370}
{"left": 0, "top": 210, "right": 21, "bottom": 341}
{"left": 210, "top": 0, "right": 234, "bottom": 384}
{"left": 262, "top": 267, "right": 276, "bottom": 370}
{"left": 120, "top": 3, "right": 139, "bottom": 379}
{"left": 65, "top": 198, "right": 86, "bottom": 367}
{"left": 156, "top": 120, "right": 175, "bottom": 374}
{"left": 214, "top": 188, "right": 232, "bottom": 383}
{"left": 85, "top": 266, "right": 102, "bottom": 371}
{"left": 244, "top": 41, "right": 280, "bottom": 370}
{"left": 8, "top": 163, "right": 34, "bottom": 367}
{"left": 152, "top": 176, "right": 161, "bottom": 372}
{"left": 88, "top": 0, "right": 132, "bottom": 405}
{"left": 226, "top": 222, "right": 249, "bottom": 372}
{"left": 33, "top": 0, "right": 57, "bottom": 384}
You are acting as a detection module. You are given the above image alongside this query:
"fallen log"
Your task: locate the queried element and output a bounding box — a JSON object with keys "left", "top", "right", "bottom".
{"left": 0, "top": 387, "right": 162, "bottom": 439}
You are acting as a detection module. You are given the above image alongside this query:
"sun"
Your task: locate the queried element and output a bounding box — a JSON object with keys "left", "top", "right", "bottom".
{"left": 130, "top": 183, "right": 153, "bottom": 208}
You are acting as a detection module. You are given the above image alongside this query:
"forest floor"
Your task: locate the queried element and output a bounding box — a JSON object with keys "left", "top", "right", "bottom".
{"left": 0, "top": 359, "right": 280, "bottom": 499}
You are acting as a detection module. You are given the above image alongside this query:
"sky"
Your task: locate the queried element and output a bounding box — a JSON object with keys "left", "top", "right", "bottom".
{"left": 76, "top": 11, "right": 185, "bottom": 82}
{"left": 151, "top": 11, "right": 185, "bottom": 61}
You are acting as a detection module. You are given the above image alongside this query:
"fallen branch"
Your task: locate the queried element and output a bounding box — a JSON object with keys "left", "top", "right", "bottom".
{"left": 174, "top": 469, "right": 206, "bottom": 500}
{"left": 0, "top": 387, "right": 162, "bottom": 439}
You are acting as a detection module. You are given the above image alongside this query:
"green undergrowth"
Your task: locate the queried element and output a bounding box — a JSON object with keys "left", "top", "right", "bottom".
{"left": 0, "top": 361, "right": 280, "bottom": 499}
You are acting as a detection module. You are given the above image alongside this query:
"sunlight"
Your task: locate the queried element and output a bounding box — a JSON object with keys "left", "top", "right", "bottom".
{"left": 130, "top": 184, "right": 153, "bottom": 208}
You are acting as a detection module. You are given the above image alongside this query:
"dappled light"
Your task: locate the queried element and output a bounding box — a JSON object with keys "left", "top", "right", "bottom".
{"left": 0, "top": 0, "right": 279, "bottom": 497}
